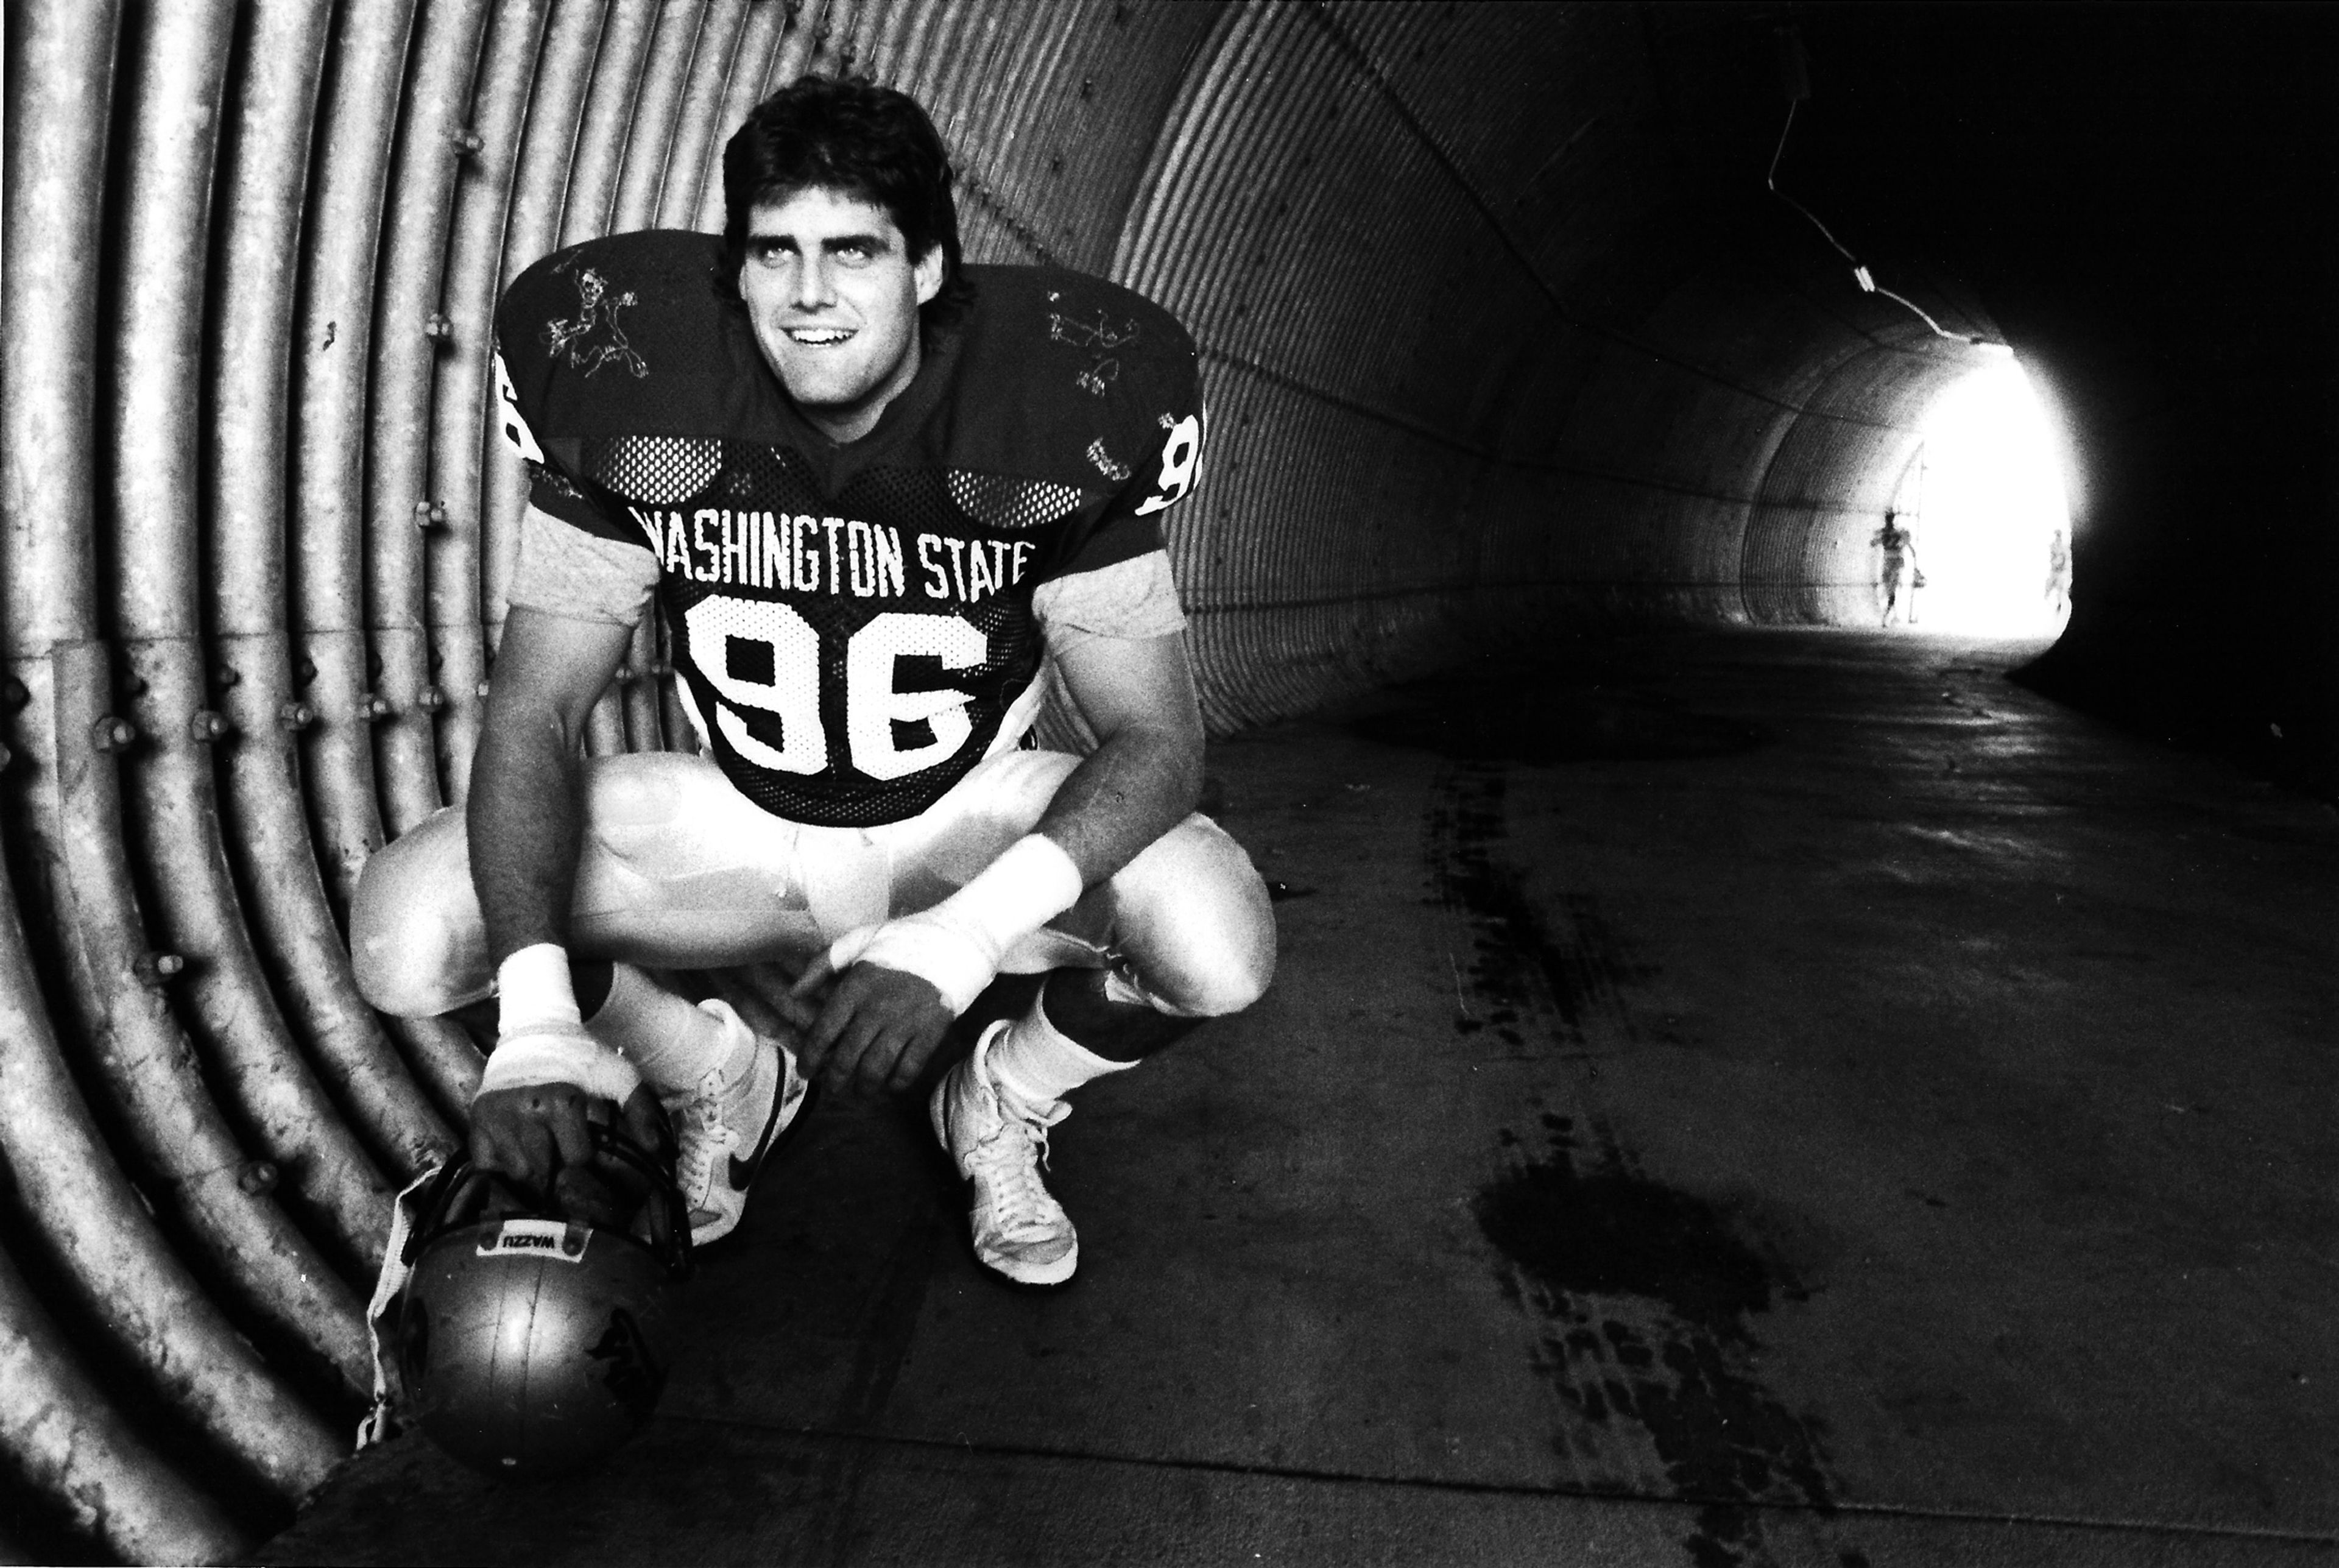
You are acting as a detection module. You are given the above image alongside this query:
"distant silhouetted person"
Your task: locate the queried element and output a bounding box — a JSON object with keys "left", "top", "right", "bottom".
{"left": 2045, "top": 526, "right": 2072, "bottom": 616}
{"left": 1872, "top": 512, "right": 1918, "bottom": 627}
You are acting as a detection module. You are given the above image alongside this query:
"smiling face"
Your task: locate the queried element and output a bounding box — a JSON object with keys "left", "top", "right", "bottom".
{"left": 738, "top": 186, "right": 945, "bottom": 443}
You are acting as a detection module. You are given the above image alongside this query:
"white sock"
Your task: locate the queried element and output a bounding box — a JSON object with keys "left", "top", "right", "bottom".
{"left": 584, "top": 964, "right": 751, "bottom": 1096}
{"left": 983, "top": 987, "right": 1137, "bottom": 1107}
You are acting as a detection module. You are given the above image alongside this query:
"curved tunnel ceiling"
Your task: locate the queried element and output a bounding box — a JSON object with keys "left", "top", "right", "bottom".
{"left": 0, "top": 0, "right": 2246, "bottom": 1556}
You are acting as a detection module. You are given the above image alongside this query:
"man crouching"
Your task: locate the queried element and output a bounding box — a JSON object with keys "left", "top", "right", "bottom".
{"left": 350, "top": 75, "right": 1272, "bottom": 1287}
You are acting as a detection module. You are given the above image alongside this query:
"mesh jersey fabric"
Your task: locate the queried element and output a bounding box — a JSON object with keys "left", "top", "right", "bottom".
{"left": 507, "top": 500, "right": 1186, "bottom": 647}
{"left": 493, "top": 230, "right": 1205, "bottom": 829}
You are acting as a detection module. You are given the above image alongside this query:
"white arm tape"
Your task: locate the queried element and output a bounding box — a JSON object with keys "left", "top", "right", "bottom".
{"left": 940, "top": 834, "right": 1086, "bottom": 948}
{"left": 495, "top": 942, "right": 583, "bottom": 1033}
{"left": 477, "top": 1025, "right": 643, "bottom": 1105}
{"left": 827, "top": 835, "right": 1085, "bottom": 1015}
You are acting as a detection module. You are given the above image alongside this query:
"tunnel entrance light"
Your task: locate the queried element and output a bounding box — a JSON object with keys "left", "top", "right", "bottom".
{"left": 1899, "top": 360, "right": 2072, "bottom": 637}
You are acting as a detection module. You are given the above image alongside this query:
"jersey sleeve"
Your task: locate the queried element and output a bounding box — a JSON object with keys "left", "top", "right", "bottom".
{"left": 490, "top": 263, "right": 656, "bottom": 554}
{"left": 490, "top": 348, "right": 605, "bottom": 532}
{"left": 1042, "top": 285, "right": 1206, "bottom": 584}
{"left": 492, "top": 247, "right": 673, "bottom": 627}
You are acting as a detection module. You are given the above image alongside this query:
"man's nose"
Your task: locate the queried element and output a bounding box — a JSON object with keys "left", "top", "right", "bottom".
{"left": 791, "top": 252, "right": 833, "bottom": 309}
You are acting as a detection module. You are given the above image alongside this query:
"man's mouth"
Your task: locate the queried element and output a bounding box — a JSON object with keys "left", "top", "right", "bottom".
{"left": 784, "top": 326, "right": 855, "bottom": 346}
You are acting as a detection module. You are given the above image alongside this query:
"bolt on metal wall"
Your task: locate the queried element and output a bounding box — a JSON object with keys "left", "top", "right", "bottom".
{"left": 0, "top": 1, "right": 1985, "bottom": 1555}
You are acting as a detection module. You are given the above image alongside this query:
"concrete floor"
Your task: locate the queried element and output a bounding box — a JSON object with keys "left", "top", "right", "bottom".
{"left": 265, "top": 629, "right": 2339, "bottom": 1567}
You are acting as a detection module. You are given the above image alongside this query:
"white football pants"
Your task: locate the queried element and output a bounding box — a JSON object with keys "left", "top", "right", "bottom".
{"left": 350, "top": 747, "right": 1275, "bottom": 1024}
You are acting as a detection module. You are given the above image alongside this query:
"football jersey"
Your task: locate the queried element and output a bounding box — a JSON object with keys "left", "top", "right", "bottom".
{"left": 493, "top": 230, "right": 1204, "bottom": 828}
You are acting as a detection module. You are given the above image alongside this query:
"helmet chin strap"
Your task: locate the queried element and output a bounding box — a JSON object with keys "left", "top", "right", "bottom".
{"left": 358, "top": 1164, "right": 444, "bottom": 1450}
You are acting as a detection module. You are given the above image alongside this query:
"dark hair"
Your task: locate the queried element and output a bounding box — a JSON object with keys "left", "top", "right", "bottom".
{"left": 721, "top": 75, "right": 974, "bottom": 333}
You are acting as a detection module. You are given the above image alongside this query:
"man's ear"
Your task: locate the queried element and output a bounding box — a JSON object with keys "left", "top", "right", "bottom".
{"left": 913, "top": 245, "right": 945, "bottom": 306}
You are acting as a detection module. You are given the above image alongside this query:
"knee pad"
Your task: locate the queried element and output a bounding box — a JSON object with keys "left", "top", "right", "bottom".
{"left": 349, "top": 808, "right": 491, "bottom": 1017}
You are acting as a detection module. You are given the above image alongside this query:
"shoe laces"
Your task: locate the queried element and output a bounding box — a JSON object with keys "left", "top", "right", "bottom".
{"left": 966, "top": 1081, "right": 1067, "bottom": 1237}
{"left": 674, "top": 1064, "right": 741, "bottom": 1208}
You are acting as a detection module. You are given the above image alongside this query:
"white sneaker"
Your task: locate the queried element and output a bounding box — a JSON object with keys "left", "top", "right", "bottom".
{"left": 930, "top": 1019, "right": 1077, "bottom": 1285}
{"left": 668, "top": 1000, "right": 810, "bottom": 1247}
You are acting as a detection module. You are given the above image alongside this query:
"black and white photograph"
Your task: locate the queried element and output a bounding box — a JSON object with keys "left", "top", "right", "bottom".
{"left": 0, "top": 1, "right": 2332, "bottom": 1563}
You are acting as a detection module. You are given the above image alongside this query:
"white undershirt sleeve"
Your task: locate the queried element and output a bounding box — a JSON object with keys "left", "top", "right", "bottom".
{"left": 1030, "top": 550, "right": 1188, "bottom": 657}
{"left": 507, "top": 504, "right": 661, "bottom": 626}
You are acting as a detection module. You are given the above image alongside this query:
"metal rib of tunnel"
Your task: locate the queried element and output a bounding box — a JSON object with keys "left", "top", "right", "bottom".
{"left": 1, "top": 1, "right": 2003, "bottom": 1558}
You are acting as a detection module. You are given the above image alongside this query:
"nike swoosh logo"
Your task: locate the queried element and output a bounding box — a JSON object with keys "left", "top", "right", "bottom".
{"left": 728, "top": 1078, "right": 810, "bottom": 1191}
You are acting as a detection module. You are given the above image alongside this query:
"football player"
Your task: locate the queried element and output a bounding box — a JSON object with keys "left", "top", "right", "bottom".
{"left": 351, "top": 76, "right": 1275, "bottom": 1287}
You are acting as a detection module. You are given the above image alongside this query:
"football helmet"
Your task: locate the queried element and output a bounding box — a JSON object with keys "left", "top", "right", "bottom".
{"left": 393, "top": 1120, "right": 693, "bottom": 1478}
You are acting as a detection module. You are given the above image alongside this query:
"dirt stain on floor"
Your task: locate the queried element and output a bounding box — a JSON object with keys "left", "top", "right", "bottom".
{"left": 1480, "top": 1115, "right": 1838, "bottom": 1568}
{"left": 1480, "top": 1118, "right": 1779, "bottom": 1330}
{"left": 1425, "top": 762, "right": 1660, "bottom": 1047}
{"left": 1418, "top": 730, "right": 1844, "bottom": 1567}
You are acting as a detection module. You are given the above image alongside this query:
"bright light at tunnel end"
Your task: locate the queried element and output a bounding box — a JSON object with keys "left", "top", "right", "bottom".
{"left": 1900, "top": 358, "right": 2074, "bottom": 638}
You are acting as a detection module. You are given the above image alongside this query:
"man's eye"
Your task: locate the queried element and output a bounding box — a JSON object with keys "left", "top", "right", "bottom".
{"left": 752, "top": 241, "right": 788, "bottom": 266}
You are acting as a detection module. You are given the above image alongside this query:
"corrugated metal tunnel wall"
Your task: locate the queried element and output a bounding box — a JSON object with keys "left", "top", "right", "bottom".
{"left": 0, "top": 1, "right": 1991, "bottom": 1557}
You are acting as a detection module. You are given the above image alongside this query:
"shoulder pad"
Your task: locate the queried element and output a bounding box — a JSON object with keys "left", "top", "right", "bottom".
{"left": 948, "top": 265, "right": 1201, "bottom": 491}
{"left": 496, "top": 231, "right": 749, "bottom": 438}
{"left": 967, "top": 264, "right": 1196, "bottom": 394}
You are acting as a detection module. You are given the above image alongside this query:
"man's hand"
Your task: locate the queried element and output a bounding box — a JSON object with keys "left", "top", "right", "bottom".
{"left": 789, "top": 950, "right": 955, "bottom": 1096}
{"left": 470, "top": 1079, "right": 666, "bottom": 1192}
{"left": 704, "top": 959, "right": 820, "bottom": 1041}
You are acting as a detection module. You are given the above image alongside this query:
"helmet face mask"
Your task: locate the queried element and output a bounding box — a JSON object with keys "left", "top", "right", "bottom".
{"left": 394, "top": 1120, "right": 693, "bottom": 1480}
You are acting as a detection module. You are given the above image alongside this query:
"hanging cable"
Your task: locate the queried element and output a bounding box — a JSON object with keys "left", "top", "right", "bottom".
{"left": 1767, "top": 31, "right": 2008, "bottom": 354}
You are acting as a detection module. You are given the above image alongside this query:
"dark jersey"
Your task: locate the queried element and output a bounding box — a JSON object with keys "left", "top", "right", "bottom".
{"left": 493, "top": 230, "right": 1204, "bottom": 828}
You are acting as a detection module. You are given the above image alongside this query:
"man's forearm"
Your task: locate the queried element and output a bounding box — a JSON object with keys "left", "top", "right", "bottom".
{"left": 467, "top": 704, "right": 588, "bottom": 966}
{"left": 1033, "top": 721, "right": 1203, "bottom": 887}
{"left": 800, "top": 719, "right": 1202, "bottom": 1023}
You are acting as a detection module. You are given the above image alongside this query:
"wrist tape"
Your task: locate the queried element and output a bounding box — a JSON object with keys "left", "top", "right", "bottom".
{"left": 477, "top": 1024, "right": 643, "bottom": 1105}
{"left": 482, "top": 943, "right": 639, "bottom": 1104}
{"left": 828, "top": 835, "right": 1084, "bottom": 1015}
{"left": 495, "top": 942, "right": 581, "bottom": 1032}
